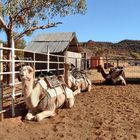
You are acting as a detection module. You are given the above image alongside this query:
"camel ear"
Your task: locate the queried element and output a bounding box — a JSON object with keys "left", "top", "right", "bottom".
{"left": 70, "top": 63, "right": 75, "bottom": 71}
{"left": 27, "top": 66, "right": 33, "bottom": 73}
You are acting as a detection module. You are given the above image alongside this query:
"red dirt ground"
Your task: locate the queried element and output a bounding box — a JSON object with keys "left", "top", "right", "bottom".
{"left": 1, "top": 82, "right": 140, "bottom": 140}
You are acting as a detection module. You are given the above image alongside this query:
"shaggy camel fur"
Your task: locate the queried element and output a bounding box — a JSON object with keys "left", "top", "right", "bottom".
{"left": 20, "top": 65, "right": 75, "bottom": 121}
{"left": 97, "top": 65, "right": 126, "bottom": 85}
{"left": 63, "top": 63, "right": 92, "bottom": 95}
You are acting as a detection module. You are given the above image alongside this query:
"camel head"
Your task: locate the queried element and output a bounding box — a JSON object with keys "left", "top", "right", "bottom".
{"left": 20, "top": 65, "right": 34, "bottom": 81}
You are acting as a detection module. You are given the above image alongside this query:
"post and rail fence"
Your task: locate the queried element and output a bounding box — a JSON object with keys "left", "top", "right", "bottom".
{"left": 0, "top": 43, "right": 140, "bottom": 121}
{"left": 0, "top": 43, "right": 88, "bottom": 120}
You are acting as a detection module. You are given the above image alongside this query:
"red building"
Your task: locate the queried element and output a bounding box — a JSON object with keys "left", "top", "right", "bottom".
{"left": 90, "top": 57, "right": 103, "bottom": 69}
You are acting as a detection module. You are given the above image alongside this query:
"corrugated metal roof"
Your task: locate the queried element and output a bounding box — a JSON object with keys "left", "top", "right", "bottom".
{"left": 24, "top": 32, "right": 76, "bottom": 53}
{"left": 32, "top": 32, "right": 75, "bottom": 42}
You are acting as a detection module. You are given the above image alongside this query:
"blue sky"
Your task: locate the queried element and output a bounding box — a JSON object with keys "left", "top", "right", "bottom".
{"left": 1, "top": 0, "right": 140, "bottom": 44}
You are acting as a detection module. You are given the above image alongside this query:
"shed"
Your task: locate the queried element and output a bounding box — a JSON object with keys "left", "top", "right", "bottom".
{"left": 24, "top": 32, "right": 82, "bottom": 75}
{"left": 90, "top": 57, "right": 103, "bottom": 69}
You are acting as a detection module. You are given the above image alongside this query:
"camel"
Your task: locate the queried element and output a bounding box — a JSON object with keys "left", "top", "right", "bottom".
{"left": 97, "top": 65, "right": 126, "bottom": 85}
{"left": 63, "top": 63, "right": 92, "bottom": 95}
{"left": 20, "top": 65, "right": 75, "bottom": 122}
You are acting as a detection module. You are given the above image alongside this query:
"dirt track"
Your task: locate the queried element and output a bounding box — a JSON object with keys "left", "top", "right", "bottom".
{"left": 1, "top": 82, "right": 140, "bottom": 140}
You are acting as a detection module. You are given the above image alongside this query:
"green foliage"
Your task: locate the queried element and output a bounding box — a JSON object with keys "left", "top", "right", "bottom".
{"left": 15, "top": 38, "right": 26, "bottom": 50}
{"left": 130, "top": 52, "right": 140, "bottom": 59}
{"left": 95, "top": 48, "right": 104, "bottom": 57}
{"left": 0, "top": 0, "right": 87, "bottom": 42}
{"left": 12, "top": 32, "right": 26, "bottom": 57}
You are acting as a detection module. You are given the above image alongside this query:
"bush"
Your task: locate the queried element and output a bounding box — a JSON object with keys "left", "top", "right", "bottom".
{"left": 130, "top": 52, "right": 140, "bottom": 59}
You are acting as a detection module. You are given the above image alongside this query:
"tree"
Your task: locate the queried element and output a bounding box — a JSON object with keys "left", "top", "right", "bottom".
{"left": 0, "top": 0, "right": 87, "bottom": 48}
{"left": 0, "top": 0, "right": 86, "bottom": 83}
{"left": 130, "top": 52, "right": 140, "bottom": 59}
{"left": 95, "top": 48, "right": 104, "bottom": 57}
{"left": 15, "top": 39, "right": 26, "bottom": 57}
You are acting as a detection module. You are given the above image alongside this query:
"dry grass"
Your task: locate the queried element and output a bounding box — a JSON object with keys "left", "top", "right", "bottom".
{"left": 124, "top": 66, "right": 140, "bottom": 78}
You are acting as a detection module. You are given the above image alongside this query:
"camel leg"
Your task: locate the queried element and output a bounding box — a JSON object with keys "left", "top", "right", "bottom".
{"left": 73, "top": 82, "right": 81, "bottom": 96}
{"left": 88, "top": 85, "right": 92, "bottom": 92}
{"left": 34, "top": 100, "right": 56, "bottom": 121}
{"left": 112, "top": 79, "right": 116, "bottom": 85}
{"left": 120, "top": 76, "right": 126, "bottom": 86}
{"left": 73, "top": 88, "right": 81, "bottom": 96}
{"left": 87, "top": 79, "right": 92, "bottom": 92}
{"left": 112, "top": 76, "right": 126, "bottom": 86}
{"left": 122, "top": 80, "right": 126, "bottom": 86}
{"left": 25, "top": 110, "right": 35, "bottom": 121}
{"left": 35, "top": 110, "right": 56, "bottom": 122}
{"left": 65, "top": 98, "right": 75, "bottom": 108}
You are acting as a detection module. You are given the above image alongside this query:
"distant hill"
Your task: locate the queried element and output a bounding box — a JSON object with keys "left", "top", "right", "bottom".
{"left": 80, "top": 39, "right": 140, "bottom": 59}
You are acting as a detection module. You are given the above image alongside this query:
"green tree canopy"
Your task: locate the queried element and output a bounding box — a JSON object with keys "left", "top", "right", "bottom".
{"left": 130, "top": 52, "right": 140, "bottom": 59}
{"left": 0, "top": 0, "right": 87, "bottom": 48}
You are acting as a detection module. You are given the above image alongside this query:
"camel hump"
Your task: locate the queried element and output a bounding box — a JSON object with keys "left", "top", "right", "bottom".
{"left": 110, "top": 67, "right": 125, "bottom": 79}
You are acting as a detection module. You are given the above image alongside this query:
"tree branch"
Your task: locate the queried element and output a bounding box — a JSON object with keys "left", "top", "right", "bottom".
{"left": 0, "top": 16, "right": 7, "bottom": 31}
{"left": 13, "top": 1, "right": 51, "bottom": 22}
{"left": 8, "top": 16, "right": 13, "bottom": 30}
{"left": 15, "top": 22, "right": 62, "bottom": 41}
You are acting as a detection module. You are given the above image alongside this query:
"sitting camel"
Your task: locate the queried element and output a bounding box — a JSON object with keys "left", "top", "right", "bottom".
{"left": 63, "top": 63, "right": 92, "bottom": 95}
{"left": 97, "top": 65, "right": 126, "bottom": 85}
{"left": 20, "top": 65, "right": 75, "bottom": 121}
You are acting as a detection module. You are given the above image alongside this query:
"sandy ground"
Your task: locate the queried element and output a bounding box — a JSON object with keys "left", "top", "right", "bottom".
{"left": 1, "top": 80, "right": 140, "bottom": 140}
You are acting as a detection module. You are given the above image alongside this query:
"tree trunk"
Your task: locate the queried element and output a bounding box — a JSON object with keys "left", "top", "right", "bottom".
{"left": 6, "top": 30, "right": 12, "bottom": 84}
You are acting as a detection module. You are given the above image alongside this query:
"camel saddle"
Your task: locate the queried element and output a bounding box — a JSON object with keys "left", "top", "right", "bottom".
{"left": 71, "top": 68, "right": 87, "bottom": 79}
{"left": 44, "top": 75, "right": 61, "bottom": 88}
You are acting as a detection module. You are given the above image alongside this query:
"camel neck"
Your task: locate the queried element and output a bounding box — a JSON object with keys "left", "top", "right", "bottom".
{"left": 100, "top": 67, "right": 108, "bottom": 79}
{"left": 22, "top": 76, "right": 41, "bottom": 108}
{"left": 64, "top": 66, "right": 73, "bottom": 88}
{"left": 64, "top": 68, "right": 69, "bottom": 85}
{"left": 22, "top": 77, "right": 34, "bottom": 98}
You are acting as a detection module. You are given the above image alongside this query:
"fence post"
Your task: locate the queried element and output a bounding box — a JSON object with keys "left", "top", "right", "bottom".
{"left": 47, "top": 46, "right": 50, "bottom": 72}
{"left": 11, "top": 37, "right": 15, "bottom": 117}
{"left": 85, "top": 58, "right": 87, "bottom": 70}
{"left": 76, "top": 58, "right": 78, "bottom": 68}
{"left": 57, "top": 56, "right": 59, "bottom": 75}
{"left": 0, "top": 43, "right": 3, "bottom": 121}
{"left": 33, "top": 52, "right": 35, "bottom": 79}
{"left": 117, "top": 59, "right": 119, "bottom": 67}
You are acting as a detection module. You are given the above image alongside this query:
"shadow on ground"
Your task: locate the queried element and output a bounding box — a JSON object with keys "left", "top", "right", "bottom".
{"left": 4, "top": 103, "right": 27, "bottom": 119}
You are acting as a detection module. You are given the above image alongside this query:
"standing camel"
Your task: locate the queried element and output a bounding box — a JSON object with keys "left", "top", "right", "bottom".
{"left": 63, "top": 63, "right": 92, "bottom": 95}
{"left": 97, "top": 65, "right": 126, "bottom": 85}
{"left": 20, "top": 65, "right": 75, "bottom": 121}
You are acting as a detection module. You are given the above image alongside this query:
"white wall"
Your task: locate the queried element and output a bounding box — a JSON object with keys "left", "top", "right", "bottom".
{"left": 65, "top": 51, "right": 82, "bottom": 68}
